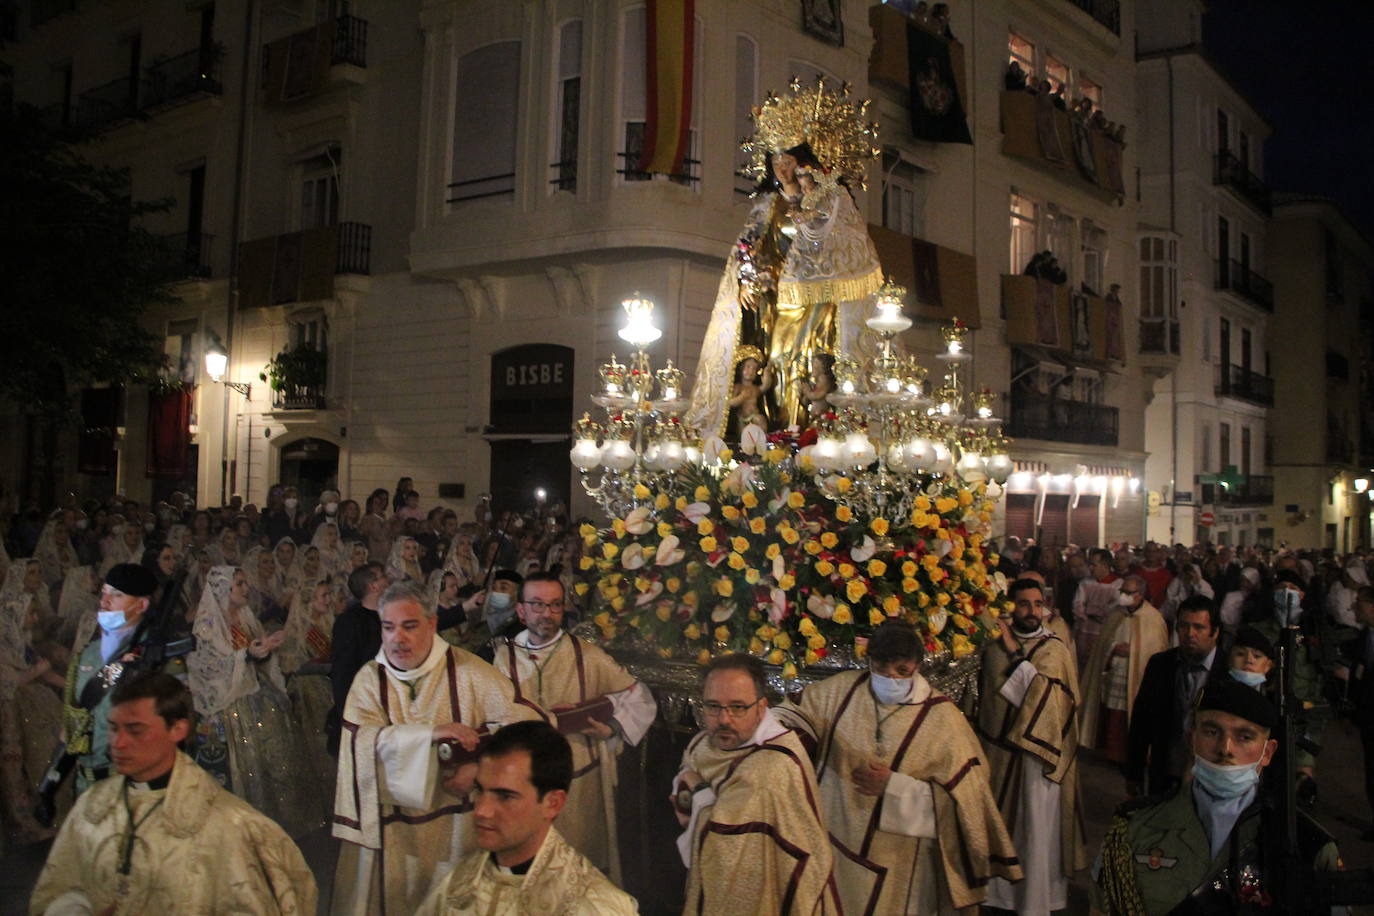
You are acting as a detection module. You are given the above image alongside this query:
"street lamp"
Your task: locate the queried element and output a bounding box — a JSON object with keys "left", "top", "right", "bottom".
{"left": 204, "top": 339, "right": 251, "bottom": 397}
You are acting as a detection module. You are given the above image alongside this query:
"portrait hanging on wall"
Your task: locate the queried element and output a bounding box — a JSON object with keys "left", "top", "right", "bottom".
{"left": 801, "top": 0, "right": 844, "bottom": 47}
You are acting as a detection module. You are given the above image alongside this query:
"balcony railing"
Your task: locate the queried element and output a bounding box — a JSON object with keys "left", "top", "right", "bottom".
{"left": 1213, "top": 150, "right": 1271, "bottom": 215}
{"left": 1214, "top": 258, "right": 1274, "bottom": 311}
{"left": 336, "top": 221, "right": 371, "bottom": 275}
{"left": 1217, "top": 474, "right": 1274, "bottom": 506}
{"left": 549, "top": 159, "right": 577, "bottom": 192}
{"left": 74, "top": 77, "right": 144, "bottom": 132}
{"left": 332, "top": 15, "right": 369, "bottom": 67}
{"left": 616, "top": 151, "right": 701, "bottom": 188}
{"left": 1139, "top": 317, "right": 1180, "bottom": 355}
{"left": 1063, "top": 0, "right": 1120, "bottom": 34}
{"left": 161, "top": 232, "right": 214, "bottom": 279}
{"left": 272, "top": 384, "right": 327, "bottom": 411}
{"left": 1006, "top": 391, "right": 1119, "bottom": 446}
{"left": 1215, "top": 363, "right": 1275, "bottom": 407}
{"left": 1328, "top": 435, "right": 1355, "bottom": 466}
{"left": 143, "top": 45, "right": 223, "bottom": 110}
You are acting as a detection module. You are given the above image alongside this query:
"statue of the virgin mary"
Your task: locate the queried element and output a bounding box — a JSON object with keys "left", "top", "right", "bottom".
{"left": 685, "top": 77, "right": 885, "bottom": 439}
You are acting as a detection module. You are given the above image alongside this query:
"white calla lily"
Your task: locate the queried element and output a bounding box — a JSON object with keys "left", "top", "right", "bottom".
{"left": 624, "top": 506, "right": 653, "bottom": 535}
{"left": 655, "top": 535, "right": 685, "bottom": 566}
{"left": 927, "top": 608, "right": 949, "bottom": 635}
{"left": 703, "top": 436, "right": 728, "bottom": 465}
{"left": 807, "top": 593, "right": 837, "bottom": 620}
{"left": 682, "top": 502, "right": 712, "bottom": 524}
{"left": 769, "top": 588, "right": 787, "bottom": 623}
{"left": 620, "top": 543, "right": 646, "bottom": 570}
{"left": 710, "top": 604, "right": 736, "bottom": 623}
{"left": 850, "top": 536, "right": 876, "bottom": 563}
{"left": 740, "top": 424, "right": 767, "bottom": 456}
{"left": 634, "top": 581, "right": 664, "bottom": 606}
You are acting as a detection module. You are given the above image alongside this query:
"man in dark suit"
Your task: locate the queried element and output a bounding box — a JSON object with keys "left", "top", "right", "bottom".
{"left": 1126, "top": 595, "right": 1226, "bottom": 796}
{"left": 1338, "top": 586, "right": 1374, "bottom": 838}
{"left": 326, "top": 560, "right": 389, "bottom": 754}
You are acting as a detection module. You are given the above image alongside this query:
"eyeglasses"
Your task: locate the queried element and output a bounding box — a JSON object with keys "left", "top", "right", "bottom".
{"left": 701, "top": 698, "right": 762, "bottom": 719}
{"left": 523, "top": 599, "right": 564, "bottom": 612}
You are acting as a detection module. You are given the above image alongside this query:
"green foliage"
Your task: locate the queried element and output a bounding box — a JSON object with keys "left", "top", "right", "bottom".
{"left": 0, "top": 106, "right": 181, "bottom": 415}
{"left": 260, "top": 342, "right": 327, "bottom": 392}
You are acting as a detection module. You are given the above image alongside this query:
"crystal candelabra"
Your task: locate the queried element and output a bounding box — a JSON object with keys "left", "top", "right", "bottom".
{"left": 807, "top": 284, "right": 1011, "bottom": 532}
{"left": 570, "top": 294, "right": 699, "bottom": 518}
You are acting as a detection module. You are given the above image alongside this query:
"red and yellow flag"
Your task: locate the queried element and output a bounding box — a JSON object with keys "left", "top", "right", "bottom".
{"left": 638, "top": 0, "right": 695, "bottom": 176}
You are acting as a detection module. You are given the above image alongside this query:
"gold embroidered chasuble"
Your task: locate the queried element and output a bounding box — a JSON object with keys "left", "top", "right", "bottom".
{"left": 331, "top": 643, "right": 545, "bottom": 915}
{"left": 1077, "top": 602, "right": 1168, "bottom": 745}
{"left": 29, "top": 751, "right": 316, "bottom": 915}
{"left": 790, "top": 670, "right": 1021, "bottom": 914}
{"left": 680, "top": 722, "right": 841, "bottom": 916}
{"left": 976, "top": 632, "right": 1089, "bottom": 882}
{"left": 494, "top": 631, "right": 650, "bottom": 876}
{"left": 413, "top": 826, "right": 638, "bottom": 916}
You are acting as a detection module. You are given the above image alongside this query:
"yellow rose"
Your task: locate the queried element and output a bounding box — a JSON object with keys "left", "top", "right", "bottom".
{"left": 838, "top": 563, "right": 856, "bottom": 579}
{"left": 633, "top": 483, "right": 651, "bottom": 499}
{"left": 835, "top": 505, "right": 853, "bottom": 523}
{"left": 917, "top": 592, "right": 930, "bottom": 608}
{"left": 870, "top": 518, "right": 889, "bottom": 537}
{"left": 869, "top": 607, "right": 886, "bottom": 626}
{"left": 579, "top": 556, "right": 595, "bottom": 571}
{"left": 951, "top": 633, "right": 974, "bottom": 659}
{"left": 675, "top": 496, "right": 689, "bottom": 511}
{"left": 694, "top": 485, "right": 711, "bottom": 501}
{"left": 684, "top": 623, "right": 701, "bottom": 640}
{"left": 773, "top": 632, "right": 793, "bottom": 650}
{"left": 832, "top": 604, "right": 854, "bottom": 626}
{"left": 936, "top": 591, "right": 951, "bottom": 606}
{"left": 958, "top": 489, "right": 974, "bottom": 506}
{"left": 765, "top": 448, "right": 786, "bottom": 464}
{"left": 854, "top": 639, "right": 868, "bottom": 660}
{"left": 766, "top": 543, "right": 781, "bottom": 560}
{"left": 845, "top": 579, "right": 866, "bottom": 603}
{"left": 666, "top": 577, "right": 681, "bottom": 593}
{"left": 749, "top": 637, "right": 764, "bottom": 655}
{"left": 929, "top": 567, "right": 946, "bottom": 583}
{"left": 750, "top": 517, "right": 767, "bottom": 535}
{"left": 902, "top": 560, "right": 917, "bottom": 578}
{"left": 744, "top": 568, "right": 760, "bottom": 585}
{"left": 574, "top": 582, "right": 589, "bottom": 596}
{"left": 655, "top": 604, "right": 672, "bottom": 621}
{"left": 782, "top": 662, "right": 799, "bottom": 680}
{"left": 728, "top": 552, "right": 747, "bottom": 570}
{"left": 654, "top": 492, "right": 670, "bottom": 510}
{"left": 635, "top": 576, "right": 650, "bottom": 593}
{"left": 922, "top": 553, "right": 940, "bottom": 569}
{"left": 820, "top": 532, "right": 839, "bottom": 549}
{"left": 731, "top": 536, "right": 749, "bottom": 554}
{"left": 952, "top": 613, "right": 972, "bottom": 631}
{"left": 657, "top": 521, "right": 673, "bottom": 537}
{"left": 682, "top": 591, "right": 699, "bottom": 607}
{"left": 815, "top": 560, "right": 835, "bottom": 576}
{"left": 610, "top": 597, "right": 625, "bottom": 611}
{"left": 902, "top": 577, "right": 919, "bottom": 594}
{"left": 805, "top": 539, "right": 822, "bottom": 555}
{"left": 579, "top": 523, "right": 596, "bottom": 538}
{"left": 798, "top": 617, "right": 817, "bottom": 637}
{"left": 935, "top": 496, "right": 958, "bottom": 514}
{"left": 714, "top": 625, "right": 731, "bottom": 642}
{"left": 914, "top": 495, "right": 931, "bottom": 511}
{"left": 741, "top": 492, "right": 759, "bottom": 509}
{"left": 787, "top": 491, "right": 806, "bottom": 509}
{"left": 594, "top": 612, "right": 611, "bottom": 627}
{"left": 715, "top": 578, "right": 734, "bottom": 597}
{"left": 697, "top": 649, "right": 713, "bottom": 666}
{"left": 721, "top": 505, "right": 741, "bottom": 521}
{"left": 718, "top": 448, "right": 734, "bottom": 463}
{"left": 867, "top": 559, "right": 887, "bottom": 578}
{"left": 700, "top": 536, "right": 718, "bottom": 552}
{"left": 602, "top": 543, "right": 619, "bottom": 559}
{"left": 805, "top": 649, "right": 820, "bottom": 666}
{"left": 697, "top": 519, "right": 714, "bottom": 536}
{"left": 881, "top": 595, "right": 901, "bottom": 616}
{"left": 767, "top": 649, "right": 786, "bottom": 665}
{"left": 780, "top": 527, "right": 800, "bottom": 544}
{"left": 611, "top": 519, "right": 626, "bottom": 538}
{"left": 807, "top": 632, "right": 827, "bottom": 650}
{"left": 628, "top": 616, "right": 640, "bottom": 629}
{"left": 836, "top": 477, "right": 853, "bottom": 494}
{"left": 778, "top": 573, "right": 796, "bottom": 590}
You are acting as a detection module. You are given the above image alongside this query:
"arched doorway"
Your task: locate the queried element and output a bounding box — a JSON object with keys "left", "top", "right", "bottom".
{"left": 278, "top": 437, "right": 339, "bottom": 510}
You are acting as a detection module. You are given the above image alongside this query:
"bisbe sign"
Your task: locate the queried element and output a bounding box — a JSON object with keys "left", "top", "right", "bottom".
{"left": 490, "top": 344, "right": 574, "bottom": 434}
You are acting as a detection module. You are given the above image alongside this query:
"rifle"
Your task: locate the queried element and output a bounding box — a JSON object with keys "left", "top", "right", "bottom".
{"left": 34, "top": 569, "right": 194, "bottom": 826}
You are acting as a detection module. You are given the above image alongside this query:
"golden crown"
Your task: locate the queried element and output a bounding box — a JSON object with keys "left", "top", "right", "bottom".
{"left": 739, "top": 75, "right": 881, "bottom": 190}
{"left": 733, "top": 345, "right": 766, "bottom": 367}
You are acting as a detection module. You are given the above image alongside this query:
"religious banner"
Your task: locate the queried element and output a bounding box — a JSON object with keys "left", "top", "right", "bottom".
{"left": 146, "top": 387, "right": 193, "bottom": 479}
{"left": 637, "top": 0, "right": 695, "bottom": 177}
{"left": 905, "top": 22, "right": 972, "bottom": 144}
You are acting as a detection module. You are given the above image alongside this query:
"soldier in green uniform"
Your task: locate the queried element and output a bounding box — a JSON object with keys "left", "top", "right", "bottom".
{"left": 1091, "top": 679, "right": 1339, "bottom": 915}
{"left": 1250, "top": 569, "right": 1324, "bottom": 800}
{"left": 61, "top": 563, "right": 187, "bottom": 792}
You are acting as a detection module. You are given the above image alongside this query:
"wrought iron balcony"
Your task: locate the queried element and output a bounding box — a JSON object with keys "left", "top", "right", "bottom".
{"left": 1063, "top": 0, "right": 1120, "bottom": 34}
{"left": 1006, "top": 391, "right": 1119, "bottom": 446}
{"left": 1213, "top": 150, "right": 1271, "bottom": 215}
{"left": 143, "top": 45, "right": 223, "bottom": 110}
{"left": 74, "top": 77, "right": 144, "bottom": 131}
{"left": 1139, "top": 317, "right": 1180, "bottom": 355}
{"left": 1214, "top": 258, "right": 1273, "bottom": 312}
{"left": 1216, "top": 474, "right": 1273, "bottom": 507}
{"left": 332, "top": 15, "right": 369, "bottom": 67}
{"left": 272, "top": 384, "right": 327, "bottom": 411}
{"left": 1215, "top": 363, "right": 1274, "bottom": 407}
{"left": 336, "top": 221, "right": 371, "bottom": 275}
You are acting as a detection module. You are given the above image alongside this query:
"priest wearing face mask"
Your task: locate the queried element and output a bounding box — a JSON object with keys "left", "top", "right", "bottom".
{"left": 1092, "top": 679, "right": 1340, "bottom": 915}
{"left": 787, "top": 620, "right": 1021, "bottom": 914}
{"left": 62, "top": 563, "right": 188, "bottom": 793}
{"left": 1077, "top": 575, "right": 1168, "bottom": 765}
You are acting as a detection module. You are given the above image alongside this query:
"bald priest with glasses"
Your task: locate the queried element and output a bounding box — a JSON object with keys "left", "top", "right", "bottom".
{"left": 673, "top": 653, "right": 840, "bottom": 916}
{"left": 492, "top": 571, "right": 657, "bottom": 881}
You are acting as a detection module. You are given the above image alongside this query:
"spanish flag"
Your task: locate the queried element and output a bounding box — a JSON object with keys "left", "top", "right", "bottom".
{"left": 638, "top": 0, "right": 695, "bottom": 176}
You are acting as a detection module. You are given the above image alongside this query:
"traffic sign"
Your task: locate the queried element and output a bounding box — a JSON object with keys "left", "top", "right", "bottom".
{"left": 1199, "top": 511, "right": 1215, "bottom": 527}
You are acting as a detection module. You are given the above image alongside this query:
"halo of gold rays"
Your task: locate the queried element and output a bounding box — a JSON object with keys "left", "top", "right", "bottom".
{"left": 739, "top": 74, "right": 881, "bottom": 190}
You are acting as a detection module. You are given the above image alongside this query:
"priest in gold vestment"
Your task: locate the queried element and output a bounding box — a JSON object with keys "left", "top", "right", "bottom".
{"left": 492, "top": 572, "right": 656, "bottom": 880}
{"left": 331, "top": 581, "right": 546, "bottom": 915}
{"left": 675, "top": 654, "right": 840, "bottom": 916}
{"left": 976, "top": 578, "right": 1088, "bottom": 915}
{"left": 787, "top": 621, "right": 1020, "bottom": 914}
{"left": 1076, "top": 575, "right": 1168, "bottom": 763}
{"left": 414, "top": 721, "right": 637, "bottom": 915}
{"left": 30, "top": 671, "right": 316, "bottom": 916}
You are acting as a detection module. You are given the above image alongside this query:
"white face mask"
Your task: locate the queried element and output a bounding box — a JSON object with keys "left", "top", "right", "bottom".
{"left": 324, "top": 502, "right": 339, "bottom": 515}
{"left": 1191, "top": 754, "right": 1261, "bottom": 800}
{"left": 870, "top": 672, "right": 913, "bottom": 705}
{"left": 1228, "top": 667, "right": 1268, "bottom": 688}
{"left": 97, "top": 610, "right": 128, "bottom": 632}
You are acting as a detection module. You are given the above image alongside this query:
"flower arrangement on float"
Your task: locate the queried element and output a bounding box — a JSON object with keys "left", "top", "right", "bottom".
{"left": 574, "top": 448, "right": 1007, "bottom": 680}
